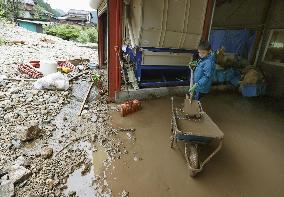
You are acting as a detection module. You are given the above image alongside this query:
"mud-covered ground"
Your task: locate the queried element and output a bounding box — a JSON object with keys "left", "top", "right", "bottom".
{"left": 107, "top": 92, "right": 284, "bottom": 197}
{"left": 0, "top": 22, "right": 125, "bottom": 197}
{"left": 1, "top": 21, "right": 284, "bottom": 197}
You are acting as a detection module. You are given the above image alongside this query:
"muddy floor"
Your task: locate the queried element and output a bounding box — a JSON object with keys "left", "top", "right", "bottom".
{"left": 107, "top": 91, "right": 284, "bottom": 197}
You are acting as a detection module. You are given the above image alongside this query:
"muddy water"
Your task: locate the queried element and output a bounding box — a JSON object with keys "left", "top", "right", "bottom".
{"left": 107, "top": 92, "right": 284, "bottom": 197}
{"left": 64, "top": 166, "right": 98, "bottom": 197}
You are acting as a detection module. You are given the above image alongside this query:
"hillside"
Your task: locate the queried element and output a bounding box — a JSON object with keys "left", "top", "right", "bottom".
{"left": 35, "top": 0, "right": 60, "bottom": 16}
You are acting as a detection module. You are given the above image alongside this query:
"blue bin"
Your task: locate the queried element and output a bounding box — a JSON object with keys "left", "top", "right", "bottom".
{"left": 241, "top": 83, "right": 266, "bottom": 97}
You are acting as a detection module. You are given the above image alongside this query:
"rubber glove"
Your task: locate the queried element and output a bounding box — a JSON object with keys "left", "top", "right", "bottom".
{"left": 188, "top": 61, "right": 197, "bottom": 69}
{"left": 189, "top": 83, "right": 197, "bottom": 93}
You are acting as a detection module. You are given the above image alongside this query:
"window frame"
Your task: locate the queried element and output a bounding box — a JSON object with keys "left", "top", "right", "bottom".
{"left": 262, "top": 29, "right": 284, "bottom": 67}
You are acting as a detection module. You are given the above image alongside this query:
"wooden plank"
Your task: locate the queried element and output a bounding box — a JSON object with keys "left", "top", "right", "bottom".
{"left": 78, "top": 82, "right": 94, "bottom": 116}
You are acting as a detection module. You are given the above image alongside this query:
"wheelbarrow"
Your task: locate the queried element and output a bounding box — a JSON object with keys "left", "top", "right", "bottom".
{"left": 170, "top": 97, "right": 224, "bottom": 177}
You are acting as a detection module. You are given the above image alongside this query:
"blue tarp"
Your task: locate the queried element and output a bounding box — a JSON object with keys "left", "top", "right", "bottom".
{"left": 210, "top": 29, "right": 256, "bottom": 60}
{"left": 213, "top": 68, "right": 241, "bottom": 87}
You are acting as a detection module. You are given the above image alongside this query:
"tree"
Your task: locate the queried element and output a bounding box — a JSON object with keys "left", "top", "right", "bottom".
{"left": 1, "top": 0, "right": 22, "bottom": 21}
{"left": 33, "top": 4, "right": 44, "bottom": 19}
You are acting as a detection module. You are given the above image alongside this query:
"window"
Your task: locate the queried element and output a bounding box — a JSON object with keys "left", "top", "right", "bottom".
{"left": 263, "top": 29, "right": 284, "bottom": 66}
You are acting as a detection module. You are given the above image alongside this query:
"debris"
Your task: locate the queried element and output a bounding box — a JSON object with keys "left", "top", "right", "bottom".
{"left": 91, "top": 115, "right": 98, "bottom": 123}
{"left": 133, "top": 156, "right": 139, "bottom": 162}
{"left": 55, "top": 133, "right": 90, "bottom": 157}
{"left": 40, "top": 37, "right": 55, "bottom": 44}
{"left": 81, "top": 163, "right": 91, "bottom": 175}
{"left": 29, "top": 60, "right": 40, "bottom": 68}
{"left": 119, "top": 99, "right": 142, "bottom": 117}
{"left": 121, "top": 190, "right": 129, "bottom": 197}
{"left": 18, "top": 64, "right": 43, "bottom": 78}
{"left": 19, "top": 124, "right": 42, "bottom": 142}
{"left": 241, "top": 68, "right": 264, "bottom": 85}
{"left": 68, "top": 191, "right": 76, "bottom": 197}
{"left": 10, "top": 40, "right": 25, "bottom": 45}
{"left": 41, "top": 147, "right": 53, "bottom": 159}
{"left": 78, "top": 82, "right": 94, "bottom": 116}
{"left": 34, "top": 72, "right": 69, "bottom": 90}
{"left": 10, "top": 138, "right": 21, "bottom": 149}
{"left": 68, "top": 71, "right": 89, "bottom": 82}
{"left": 58, "top": 61, "right": 76, "bottom": 72}
{"left": 126, "top": 132, "right": 132, "bottom": 140}
{"left": 0, "top": 76, "right": 37, "bottom": 82}
{"left": 45, "top": 178, "right": 57, "bottom": 189}
{"left": 118, "top": 128, "right": 136, "bottom": 132}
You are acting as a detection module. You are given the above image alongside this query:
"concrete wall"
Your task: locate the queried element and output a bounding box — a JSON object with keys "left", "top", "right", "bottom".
{"left": 212, "top": 0, "right": 284, "bottom": 98}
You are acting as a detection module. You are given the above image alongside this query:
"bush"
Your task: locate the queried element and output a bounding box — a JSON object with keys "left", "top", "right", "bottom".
{"left": 77, "top": 27, "right": 98, "bottom": 43}
{"left": 44, "top": 24, "right": 98, "bottom": 43}
{"left": 44, "top": 24, "right": 81, "bottom": 41}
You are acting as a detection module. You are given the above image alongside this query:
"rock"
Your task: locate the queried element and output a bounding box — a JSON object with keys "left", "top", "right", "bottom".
{"left": 45, "top": 179, "right": 56, "bottom": 189}
{"left": 68, "top": 191, "right": 76, "bottom": 197}
{"left": 8, "top": 165, "right": 32, "bottom": 184}
{"left": 91, "top": 115, "right": 98, "bottom": 123}
{"left": 41, "top": 147, "right": 53, "bottom": 159}
{"left": 0, "top": 181, "right": 14, "bottom": 197}
{"left": 11, "top": 138, "right": 21, "bottom": 149}
{"left": 81, "top": 163, "right": 91, "bottom": 175}
{"left": 121, "top": 190, "right": 129, "bottom": 197}
{"left": 19, "top": 124, "right": 42, "bottom": 142}
{"left": 13, "top": 156, "right": 27, "bottom": 167}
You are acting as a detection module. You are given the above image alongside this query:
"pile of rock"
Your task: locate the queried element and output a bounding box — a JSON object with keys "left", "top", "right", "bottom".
{"left": 0, "top": 21, "right": 123, "bottom": 197}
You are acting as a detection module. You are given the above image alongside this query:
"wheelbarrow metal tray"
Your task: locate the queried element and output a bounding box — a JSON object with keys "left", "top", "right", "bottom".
{"left": 175, "top": 111, "right": 224, "bottom": 140}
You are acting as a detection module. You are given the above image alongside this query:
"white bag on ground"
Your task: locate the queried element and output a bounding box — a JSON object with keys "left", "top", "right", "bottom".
{"left": 34, "top": 72, "right": 69, "bottom": 90}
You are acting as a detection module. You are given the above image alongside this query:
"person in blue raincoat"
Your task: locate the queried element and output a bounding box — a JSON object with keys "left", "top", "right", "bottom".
{"left": 189, "top": 41, "right": 216, "bottom": 100}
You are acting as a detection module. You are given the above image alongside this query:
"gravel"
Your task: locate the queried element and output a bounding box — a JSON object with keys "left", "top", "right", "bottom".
{"left": 0, "top": 21, "right": 122, "bottom": 197}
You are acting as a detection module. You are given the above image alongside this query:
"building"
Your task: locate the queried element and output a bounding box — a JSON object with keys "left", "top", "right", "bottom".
{"left": 58, "top": 9, "right": 92, "bottom": 25}
{"left": 20, "top": 0, "right": 35, "bottom": 19}
{"left": 17, "top": 19, "right": 52, "bottom": 33}
{"left": 90, "top": 0, "right": 284, "bottom": 101}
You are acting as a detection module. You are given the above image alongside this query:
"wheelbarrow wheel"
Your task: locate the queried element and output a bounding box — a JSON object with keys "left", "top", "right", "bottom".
{"left": 185, "top": 143, "right": 199, "bottom": 177}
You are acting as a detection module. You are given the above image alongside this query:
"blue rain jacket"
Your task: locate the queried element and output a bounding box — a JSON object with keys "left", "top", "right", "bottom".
{"left": 193, "top": 53, "right": 216, "bottom": 93}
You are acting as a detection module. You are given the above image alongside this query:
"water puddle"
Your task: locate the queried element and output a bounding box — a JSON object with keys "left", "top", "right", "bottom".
{"left": 64, "top": 141, "right": 109, "bottom": 196}
{"left": 93, "top": 146, "right": 108, "bottom": 175}
{"left": 64, "top": 167, "right": 98, "bottom": 197}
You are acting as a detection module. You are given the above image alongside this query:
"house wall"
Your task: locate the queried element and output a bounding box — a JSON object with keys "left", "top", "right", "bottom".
{"left": 18, "top": 21, "right": 37, "bottom": 32}
{"left": 258, "top": 0, "right": 284, "bottom": 98}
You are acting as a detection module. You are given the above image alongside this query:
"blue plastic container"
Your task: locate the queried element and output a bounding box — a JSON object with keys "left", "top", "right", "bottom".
{"left": 241, "top": 83, "right": 266, "bottom": 97}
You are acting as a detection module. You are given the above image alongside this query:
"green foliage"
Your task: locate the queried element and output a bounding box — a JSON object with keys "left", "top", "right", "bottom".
{"left": 33, "top": 4, "right": 45, "bottom": 20}
{"left": 77, "top": 27, "right": 98, "bottom": 44}
{"left": 0, "top": 0, "right": 22, "bottom": 21}
{"left": 92, "top": 72, "right": 101, "bottom": 83}
{"left": 0, "top": 0, "right": 4, "bottom": 18}
{"left": 44, "top": 24, "right": 98, "bottom": 43}
{"left": 44, "top": 24, "right": 81, "bottom": 41}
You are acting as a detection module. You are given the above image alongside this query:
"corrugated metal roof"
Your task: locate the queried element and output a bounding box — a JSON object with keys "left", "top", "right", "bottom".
{"left": 17, "top": 19, "right": 52, "bottom": 25}
{"left": 68, "top": 9, "right": 90, "bottom": 15}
